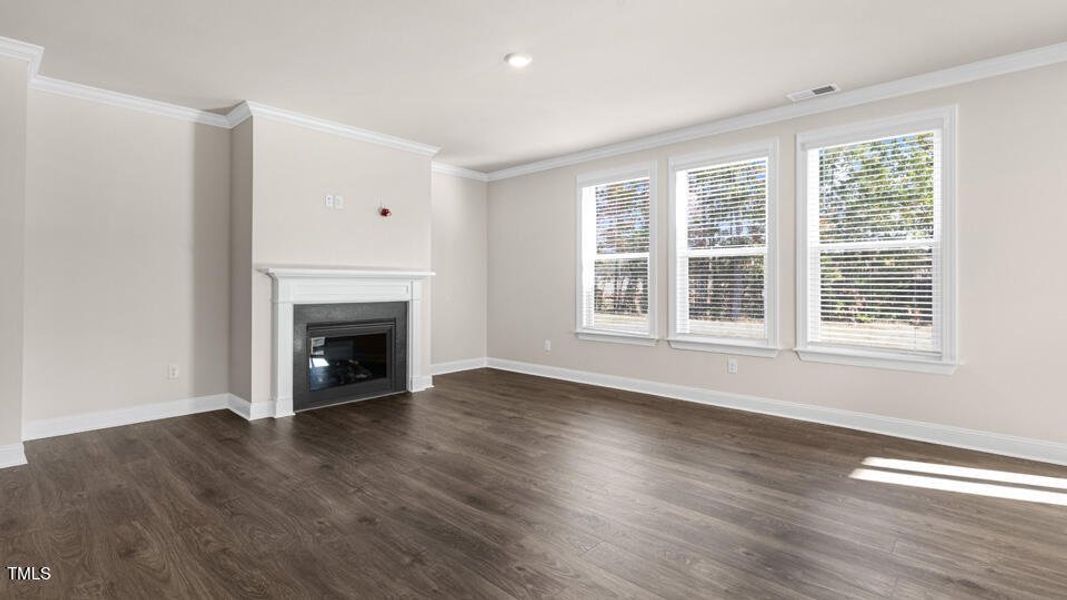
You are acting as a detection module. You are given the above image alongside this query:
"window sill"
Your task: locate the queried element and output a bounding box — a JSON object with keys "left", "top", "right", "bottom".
{"left": 667, "top": 337, "right": 779, "bottom": 358}
{"left": 575, "top": 331, "right": 659, "bottom": 347}
{"left": 794, "top": 347, "right": 957, "bottom": 375}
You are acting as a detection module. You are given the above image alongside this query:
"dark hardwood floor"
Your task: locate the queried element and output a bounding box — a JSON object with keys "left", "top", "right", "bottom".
{"left": 3, "top": 368, "right": 1067, "bottom": 599}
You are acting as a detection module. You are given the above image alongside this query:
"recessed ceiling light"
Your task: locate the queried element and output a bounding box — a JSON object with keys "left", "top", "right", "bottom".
{"left": 504, "top": 52, "right": 532, "bottom": 69}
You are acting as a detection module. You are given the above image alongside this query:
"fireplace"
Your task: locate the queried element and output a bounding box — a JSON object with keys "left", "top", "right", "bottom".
{"left": 263, "top": 267, "right": 432, "bottom": 419}
{"left": 293, "top": 302, "right": 407, "bottom": 411}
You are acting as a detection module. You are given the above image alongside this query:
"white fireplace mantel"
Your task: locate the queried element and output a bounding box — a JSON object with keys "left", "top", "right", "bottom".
{"left": 263, "top": 266, "right": 434, "bottom": 418}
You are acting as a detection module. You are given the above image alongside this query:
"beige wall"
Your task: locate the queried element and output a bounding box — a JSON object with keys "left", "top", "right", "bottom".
{"left": 431, "top": 172, "right": 488, "bottom": 365}
{"left": 488, "top": 62, "right": 1067, "bottom": 445}
{"left": 0, "top": 56, "right": 28, "bottom": 445}
{"left": 240, "top": 117, "right": 433, "bottom": 405}
{"left": 228, "top": 119, "right": 253, "bottom": 401}
{"left": 23, "top": 91, "right": 231, "bottom": 421}
{"left": 10, "top": 50, "right": 1065, "bottom": 452}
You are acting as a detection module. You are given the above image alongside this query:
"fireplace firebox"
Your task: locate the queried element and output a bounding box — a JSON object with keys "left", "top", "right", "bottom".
{"left": 293, "top": 302, "right": 407, "bottom": 411}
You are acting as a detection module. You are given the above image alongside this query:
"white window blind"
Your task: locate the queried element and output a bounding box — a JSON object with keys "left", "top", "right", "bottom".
{"left": 797, "top": 109, "right": 956, "bottom": 372}
{"left": 577, "top": 165, "right": 656, "bottom": 340}
{"left": 668, "top": 143, "right": 777, "bottom": 356}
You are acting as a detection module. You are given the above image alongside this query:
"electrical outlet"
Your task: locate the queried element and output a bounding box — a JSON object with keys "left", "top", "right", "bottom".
{"left": 727, "top": 357, "right": 738, "bottom": 375}
{"left": 167, "top": 363, "right": 180, "bottom": 379}
{"left": 543, "top": 339, "right": 552, "bottom": 352}
{"left": 334, "top": 195, "right": 345, "bottom": 209}
{"left": 325, "top": 194, "right": 335, "bottom": 208}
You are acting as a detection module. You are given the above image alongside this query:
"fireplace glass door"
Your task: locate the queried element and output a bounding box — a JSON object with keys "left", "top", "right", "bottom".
{"left": 308, "top": 329, "right": 389, "bottom": 392}
{"left": 301, "top": 319, "right": 397, "bottom": 407}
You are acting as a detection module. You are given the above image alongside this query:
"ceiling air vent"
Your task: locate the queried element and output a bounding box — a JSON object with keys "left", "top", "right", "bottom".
{"left": 786, "top": 83, "right": 840, "bottom": 102}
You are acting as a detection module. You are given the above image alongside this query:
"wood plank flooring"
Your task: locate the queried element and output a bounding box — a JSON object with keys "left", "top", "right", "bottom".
{"left": 2, "top": 368, "right": 1067, "bottom": 599}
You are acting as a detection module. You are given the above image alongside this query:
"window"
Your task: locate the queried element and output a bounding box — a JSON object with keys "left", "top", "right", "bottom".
{"left": 668, "top": 142, "right": 778, "bottom": 356}
{"left": 576, "top": 164, "right": 657, "bottom": 344}
{"left": 796, "top": 108, "right": 957, "bottom": 373}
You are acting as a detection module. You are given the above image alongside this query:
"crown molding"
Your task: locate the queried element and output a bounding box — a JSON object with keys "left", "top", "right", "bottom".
{"left": 10, "top": 34, "right": 440, "bottom": 157}
{"left": 8, "top": 33, "right": 1067, "bottom": 169}
{"left": 0, "top": 35, "right": 43, "bottom": 76}
{"left": 486, "top": 40, "right": 1067, "bottom": 181}
{"left": 30, "top": 76, "right": 232, "bottom": 127}
{"left": 1, "top": 33, "right": 441, "bottom": 155}
{"left": 26, "top": 78, "right": 441, "bottom": 157}
{"left": 242, "top": 101, "right": 440, "bottom": 156}
{"left": 431, "top": 162, "right": 490, "bottom": 182}
{"left": 225, "top": 101, "right": 253, "bottom": 128}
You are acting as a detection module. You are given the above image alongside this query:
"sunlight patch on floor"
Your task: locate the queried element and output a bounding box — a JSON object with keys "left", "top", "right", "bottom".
{"left": 861, "top": 457, "right": 1067, "bottom": 490}
{"left": 850, "top": 457, "right": 1067, "bottom": 507}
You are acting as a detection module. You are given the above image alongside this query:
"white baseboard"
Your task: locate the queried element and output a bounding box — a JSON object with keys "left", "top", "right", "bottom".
{"left": 412, "top": 375, "right": 435, "bottom": 392}
{"left": 486, "top": 358, "right": 1067, "bottom": 467}
{"left": 21, "top": 393, "right": 277, "bottom": 445}
{"left": 431, "top": 357, "right": 488, "bottom": 375}
{"left": 18, "top": 358, "right": 1062, "bottom": 467}
{"left": 16, "top": 372, "right": 436, "bottom": 451}
{"left": 23, "top": 393, "right": 232, "bottom": 441}
{"left": 226, "top": 394, "right": 275, "bottom": 421}
{"left": 0, "top": 443, "right": 27, "bottom": 469}
{"left": 21, "top": 380, "right": 432, "bottom": 445}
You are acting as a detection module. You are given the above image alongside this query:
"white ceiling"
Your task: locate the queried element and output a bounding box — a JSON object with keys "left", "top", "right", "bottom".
{"left": 2, "top": 1, "right": 1067, "bottom": 172}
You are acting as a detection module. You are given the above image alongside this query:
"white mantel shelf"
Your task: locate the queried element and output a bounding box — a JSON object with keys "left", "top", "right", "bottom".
{"left": 262, "top": 267, "right": 435, "bottom": 280}
{"left": 261, "top": 266, "right": 434, "bottom": 419}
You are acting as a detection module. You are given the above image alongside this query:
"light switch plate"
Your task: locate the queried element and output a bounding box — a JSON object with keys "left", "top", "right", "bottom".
{"left": 334, "top": 195, "right": 345, "bottom": 209}
{"left": 325, "top": 194, "right": 335, "bottom": 208}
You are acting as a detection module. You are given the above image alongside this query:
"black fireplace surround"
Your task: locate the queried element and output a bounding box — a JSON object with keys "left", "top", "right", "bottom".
{"left": 293, "top": 302, "right": 407, "bottom": 411}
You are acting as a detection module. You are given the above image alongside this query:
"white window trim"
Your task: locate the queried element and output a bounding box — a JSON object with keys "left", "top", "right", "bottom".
{"left": 575, "top": 162, "right": 659, "bottom": 345}
{"left": 794, "top": 106, "right": 958, "bottom": 374}
{"left": 667, "top": 140, "right": 780, "bottom": 358}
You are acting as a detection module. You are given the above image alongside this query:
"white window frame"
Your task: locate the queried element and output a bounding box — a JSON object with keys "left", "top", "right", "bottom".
{"left": 575, "top": 162, "right": 659, "bottom": 346}
{"left": 667, "top": 140, "right": 779, "bottom": 358}
{"left": 795, "top": 106, "right": 958, "bottom": 374}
